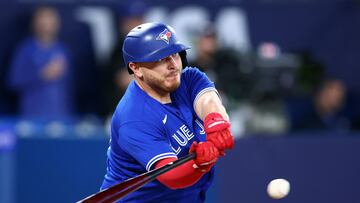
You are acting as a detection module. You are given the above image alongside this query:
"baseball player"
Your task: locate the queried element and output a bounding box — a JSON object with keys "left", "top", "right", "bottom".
{"left": 101, "top": 22, "right": 234, "bottom": 203}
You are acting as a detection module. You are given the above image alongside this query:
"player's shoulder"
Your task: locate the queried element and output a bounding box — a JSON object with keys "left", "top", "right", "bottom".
{"left": 182, "top": 66, "right": 202, "bottom": 75}
{"left": 181, "top": 66, "right": 207, "bottom": 78}
{"left": 114, "top": 83, "right": 144, "bottom": 119}
{"left": 112, "top": 81, "right": 163, "bottom": 125}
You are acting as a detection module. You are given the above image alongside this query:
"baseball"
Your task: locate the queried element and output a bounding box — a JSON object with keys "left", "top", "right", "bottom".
{"left": 267, "top": 178, "right": 290, "bottom": 199}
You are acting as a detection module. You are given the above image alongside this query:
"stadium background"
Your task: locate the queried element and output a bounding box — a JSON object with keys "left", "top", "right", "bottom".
{"left": 1, "top": 0, "right": 360, "bottom": 202}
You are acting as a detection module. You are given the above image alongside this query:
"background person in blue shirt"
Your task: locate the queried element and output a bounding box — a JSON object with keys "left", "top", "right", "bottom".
{"left": 101, "top": 22, "right": 234, "bottom": 202}
{"left": 7, "top": 6, "right": 73, "bottom": 120}
{"left": 289, "top": 78, "right": 356, "bottom": 132}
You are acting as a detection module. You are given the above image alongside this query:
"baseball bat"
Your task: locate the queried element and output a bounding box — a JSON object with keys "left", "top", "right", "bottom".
{"left": 77, "top": 153, "right": 196, "bottom": 203}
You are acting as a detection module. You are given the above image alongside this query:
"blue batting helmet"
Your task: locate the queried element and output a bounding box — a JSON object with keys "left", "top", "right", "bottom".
{"left": 123, "top": 22, "right": 190, "bottom": 74}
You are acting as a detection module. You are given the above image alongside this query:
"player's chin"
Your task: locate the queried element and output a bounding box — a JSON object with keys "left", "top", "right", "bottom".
{"left": 164, "top": 80, "right": 180, "bottom": 92}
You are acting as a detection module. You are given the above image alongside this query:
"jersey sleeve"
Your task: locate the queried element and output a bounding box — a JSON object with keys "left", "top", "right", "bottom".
{"left": 118, "top": 121, "right": 177, "bottom": 171}
{"left": 182, "top": 67, "right": 218, "bottom": 109}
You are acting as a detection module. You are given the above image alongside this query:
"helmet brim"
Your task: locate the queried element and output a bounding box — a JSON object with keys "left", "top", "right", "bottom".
{"left": 127, "top": 43, "right": 190, "bottom": 74}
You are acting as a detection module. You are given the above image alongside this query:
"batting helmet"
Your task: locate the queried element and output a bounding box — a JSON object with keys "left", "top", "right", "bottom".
{"left": 123, "top": 22, "right": 190, "bottom": 74}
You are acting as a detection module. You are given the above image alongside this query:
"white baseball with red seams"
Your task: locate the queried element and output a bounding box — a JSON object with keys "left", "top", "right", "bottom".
{"left": 267, "top": 178, "right": 290, "bottom": 199}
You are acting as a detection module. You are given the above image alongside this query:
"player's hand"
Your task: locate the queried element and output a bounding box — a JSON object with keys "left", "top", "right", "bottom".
{"left": 189, "top": 141, "right": 219, "bottom": 173}
{"left": 204, "top": 112, "right": 234, "bottom": 153}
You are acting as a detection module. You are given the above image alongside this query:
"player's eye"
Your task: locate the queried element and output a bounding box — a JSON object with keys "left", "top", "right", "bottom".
{"left": 158, "top": 53, "right": 179, "bottom": 62}
{"left": 171, "top": 53, "right": 179, "bottom": 58}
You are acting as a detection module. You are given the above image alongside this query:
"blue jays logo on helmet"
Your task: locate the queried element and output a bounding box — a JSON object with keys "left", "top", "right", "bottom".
{"left": 156, "top": 29, "right": 172, "bottom": 44}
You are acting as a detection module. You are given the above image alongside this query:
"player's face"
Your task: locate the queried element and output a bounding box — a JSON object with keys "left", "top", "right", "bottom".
{"left": 137, "top": 53, "right": 182, "bottom": 93}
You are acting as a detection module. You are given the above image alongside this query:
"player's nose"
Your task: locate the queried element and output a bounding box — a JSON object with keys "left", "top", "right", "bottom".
{"left": 165, "top": 55, "right": 178, "bottom": 70}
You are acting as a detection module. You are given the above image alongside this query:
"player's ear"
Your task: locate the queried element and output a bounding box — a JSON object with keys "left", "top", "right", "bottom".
{"left": 129, "top": 62, "right": 143, "bottom": 78}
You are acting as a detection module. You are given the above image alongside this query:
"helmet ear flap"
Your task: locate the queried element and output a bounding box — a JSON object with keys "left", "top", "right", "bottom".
{"left": 179, "top": 51, "right": 188, "bottom": 68}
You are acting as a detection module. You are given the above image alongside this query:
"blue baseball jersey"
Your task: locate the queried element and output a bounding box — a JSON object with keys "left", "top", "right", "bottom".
{"left": 101, "top": 67, "right": 217, "bottom": 203}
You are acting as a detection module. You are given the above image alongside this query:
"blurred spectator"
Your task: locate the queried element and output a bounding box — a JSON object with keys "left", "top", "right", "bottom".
{"left": 189, "top": 24, "right": 244, "bottom": 104}
{"left": 190, "top": 24, "right": 219, "bottom": 81}
{"left": 7, "top": 6, "right": 73, "bottom": 120}
{"left": 294, "top": 51, "right": 325, "bottom": 96}
{"left": 288, "top": 78, "right": 352, "bottom": 132}
{"left": 101, "top": 2, "right": 146, "bottom": 117}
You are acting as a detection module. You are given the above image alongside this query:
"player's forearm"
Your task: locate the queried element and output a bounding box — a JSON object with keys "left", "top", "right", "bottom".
{"left": 195, "top": 91, "right": 229, "bottom": 121}
{"left": 155, "top": 158, "right": 205, "bottom": 189}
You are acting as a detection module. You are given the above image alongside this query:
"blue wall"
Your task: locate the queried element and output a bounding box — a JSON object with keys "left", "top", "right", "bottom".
{"left": 2, "top": 133, "right": 359, "bottom": 203}
{"left": 216, "top": 135, "right": 360, "bottom": 203}
{"left": 0, "top": 152, "right": 15, "bottom": 203}
{"left": 15, "top": 137, "right": 108, "bottom": 203}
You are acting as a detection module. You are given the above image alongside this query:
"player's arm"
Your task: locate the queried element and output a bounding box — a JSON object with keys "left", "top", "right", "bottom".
{"left": 194, "top": 91, "right": 229, "bottom": 121}
{"left": 194, "top": 90, "right": 234, "bottom": 152}
{"left": 155, "top": 141, "right": 219, "bottom": 190}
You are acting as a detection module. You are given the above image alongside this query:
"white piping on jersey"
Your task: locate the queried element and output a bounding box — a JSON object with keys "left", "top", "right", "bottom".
{"left": 193, "top": 87, "right": 219, "bottom": 111}
{"left": 146, "top": 152, "right": 177, "bottom": 171}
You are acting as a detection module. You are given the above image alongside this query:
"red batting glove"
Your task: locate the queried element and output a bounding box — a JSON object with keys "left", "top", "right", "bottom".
{"left": 204, "top": 112, "right": 234, "bottom": 152}
{"left": 189, "top": 141, "right": 219, "bottom": 173}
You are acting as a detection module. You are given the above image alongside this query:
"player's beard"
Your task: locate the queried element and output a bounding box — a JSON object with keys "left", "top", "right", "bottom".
{"left": 144, "top": 69, "right": 181, "bottom": 94}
